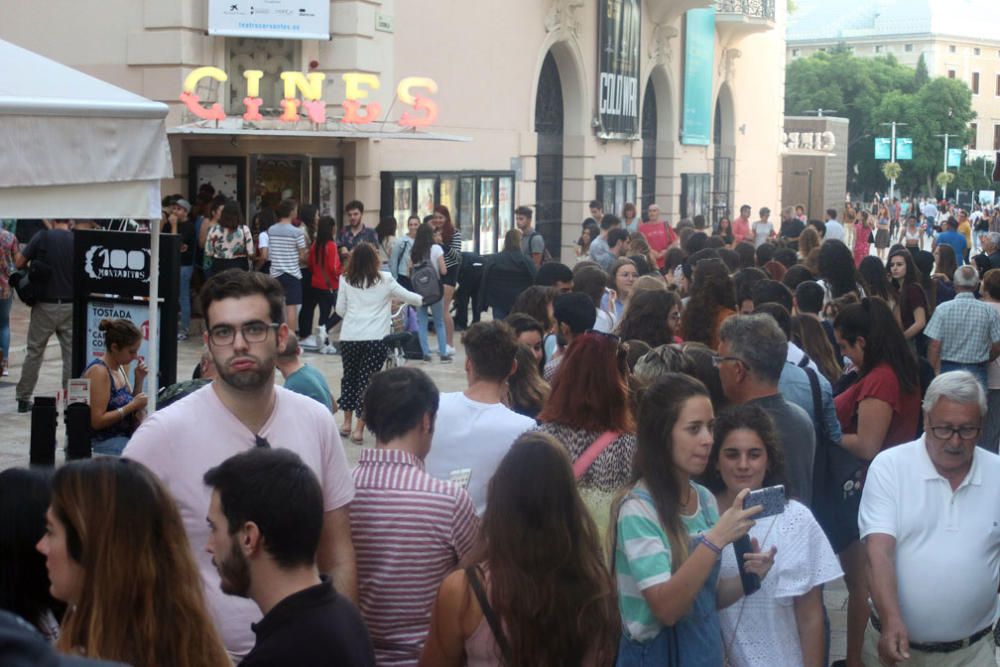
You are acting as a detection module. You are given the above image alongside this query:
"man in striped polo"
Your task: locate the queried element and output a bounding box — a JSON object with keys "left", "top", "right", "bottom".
{"left": 350, "top": 367, "right": 479, "bottom": 666}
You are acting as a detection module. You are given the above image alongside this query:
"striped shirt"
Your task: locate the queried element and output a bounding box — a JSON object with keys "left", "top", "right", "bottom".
{"left": 443, "top": 228, "right": 463, "bottom": 269}
{"left": 351, "top": 448, "right": 479, "bottom": 666}
{"left": 267, "top": 222, "right": 306, "bottom": 279}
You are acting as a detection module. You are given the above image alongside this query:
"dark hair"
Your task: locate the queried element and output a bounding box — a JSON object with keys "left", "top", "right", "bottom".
{"left": 313, "top": 215, "right": 336, "bottom": 268}
{"left": 630, "top": 374, "right": 711, "bottom": 570}
{"left": 209, "top": 194, "right": 227, "bottom": 219}
{"left": 298, "top": 204, "right": 319, "bottom": 238}
{"left": 934, "top": 243, "right": 957, "bottom": 281}
{"left": 732, "top": 267, "right": 768, "bottom": 308}
{"left": 345, "top": 200, "right": 364, "bottom": 214}
{"left": 538, "top": 333, "right": 633, "bottom": 432}
{"left": 858, "top": 256, "right": 894, "bottom": 304}
{"left": 589, "top": 199, "right": 604, "bottom": 210}
{"left": 204, "top": 448, "right": 323, "bottom": 569}
{"left": 507, "top": 345, "right": 550, "bottom": 418}
{"left": 616, "top": 290, "right": 680, "bottom": 348}
{"left": 734, "top": 241, "right": 756, "bottom": 269}
{"left": 410, "top": 222, "right": 436, "bottom": 264}
{"left": 665, "top": 246, "right": 688, "bottom": 273}
{"left": 275, "top": 198, "right": 298, "bottom": 221}
{"left": 680, "top": 342, "right": 728, "bottom": 410}
{"left": 703, "top": 404, "right": 789, "bottom": 495}
{"left": 363, "top": 367, "right": 439, "bottom": 442}
{"left": 791, "top": 314, "right": 842, "bottom": 384}
{"left": 219, "top": 199, "right": 244, "bottom": 231}
{"left": 607, "top": 228, "right": 630, "bottom": 248}
{"left": 607, "top": 257, "right": 637, "bottom": 289}
{"left": 826, "top": 208, "right": 838, "bottom": 219}
{"left": 0, "top": 468, "right": 62, "bottom": 634}
{"left": 477, "top": 433, "right": 619, "bottom": 666}
{"left": 511, "top": 286, "right": 556, "bottom": 331}
{"left": 254, "top": 207, "right": 276, "bottom": 236}
{"left": 794, "top": 280, "right": 824, "bottom": 315}
{"left": 834, "top": 297, "right": 918, "bottom": 393}
{"left": 572, "top": 266, "right": 608, "bottom": 306}
{"left": 755, "top": 242, "right": 776, "bottom": 267}
{"left": 99, "top": 318, "right": 142, "bottom": 352}
{"left": 199, "top": 269, "right": 285, "bottom": 327}
{"left": 375, "top": 216, "right": 397, "bottom": 243}
{"left": 463, "top": 321, "right": 519, "bottom": 382}
{"left": 984, "top": 269, "right": 1000, "bottom": 300}
{"left": 782, "top": 264, "right": 814, "bottom": 290}
{"left": 718, "top": 247, "right": 740, "bottom": 272}
{"left": 344, "top": 242, "right": 382, "bottom": 289}
{"left": 504, "top": 313, "right": 545, "bottom": 339}
{"left": 887, "top": 248, "right": 923, "bottom": 318}
{"left": 818, "top": 240, "right": 861, "bottom": 298}
{"left": 600, "top": 214, "right": 620, "bottom": 231}
{"left": 515, "top": 206, "right": 533, "bottom": 220}
{"left": 535, "top": 262, "right": 573, "bottom": 287}
{"left": 681, "top": 259, "right": 736, "bottom": 347}
{"left": 773, "top": 247, "right": 797, "bottom": 269}
{"left": 753, "top": 302, "right": 792, "bottom": 339}
{"left": 705, "top": 236, "right": 725, "bottom": 249}
{"left": 751, "top": 279, "right": 793, "bottom": 312}
{"left": 684, "top": 231, "right": 709, "bottom": 255}
{"left": 681, "top": 248, "right": 721, "bottom": 281}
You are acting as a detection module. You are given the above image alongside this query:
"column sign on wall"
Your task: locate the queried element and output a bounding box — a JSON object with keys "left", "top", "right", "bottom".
{"left": 596, "top": 0, "right": 641, "bottom": 140}
{"left": 681, "top": 8, "right": 716, "bottom": 146}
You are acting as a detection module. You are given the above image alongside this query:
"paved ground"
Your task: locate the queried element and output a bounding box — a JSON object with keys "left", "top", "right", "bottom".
{"left": 0, "top": 300, "right": 850, "bottom": 662}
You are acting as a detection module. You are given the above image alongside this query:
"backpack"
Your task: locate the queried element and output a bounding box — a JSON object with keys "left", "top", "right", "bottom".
{"left": 409, "top": 260, "right": 443, "bottom": 306}
{"left": 525, "top": 231, "right": 554, "bottom": 264}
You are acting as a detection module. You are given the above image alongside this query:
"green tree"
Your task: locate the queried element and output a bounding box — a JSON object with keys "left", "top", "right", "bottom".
{"left": 953, "top": 157, "right": 994, "bottom": 193}
{"left": 914, "top": 53, "right": 929, "bottom": 87}
{"left": 785, "top": 51, "right": 975, "bottom": 197}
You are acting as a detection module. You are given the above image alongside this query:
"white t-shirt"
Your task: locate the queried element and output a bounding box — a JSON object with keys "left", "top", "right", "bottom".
{"left": 824, "top": 219, "right": 845, "bottom": 242}
{"left": 424, "top": 392, "right": 535, "bottom": 514}
{"left": 258, "top": 230, "right": 269, "bottom": 249}
{"left": 593, "top": 308, "right": 616, "bottom": 333}
{"left": 752, "top": 221, "right": 772, "bottom": 247}
{"left": 123, "top": 385, "right": 355, "bottom": 659}
{"left": 719, "top": 500, "right": 842, "bottom": 667}
{"left": 859, "top": 438, "right": 1000, "bottom": 642}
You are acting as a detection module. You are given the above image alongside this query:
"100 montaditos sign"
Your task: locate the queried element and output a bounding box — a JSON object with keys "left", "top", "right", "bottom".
{"left": 180, "top": 67, "right": 439, "bottom": 127}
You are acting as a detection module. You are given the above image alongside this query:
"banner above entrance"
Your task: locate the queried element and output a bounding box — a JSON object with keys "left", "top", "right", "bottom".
{"left": 207, "top": 0, "right": 330, "bottom": 40}
{"left": 596, "top": 0, "right": 641, "bottom": 140}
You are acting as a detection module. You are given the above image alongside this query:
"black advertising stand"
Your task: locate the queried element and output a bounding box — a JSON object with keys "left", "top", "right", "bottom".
{"left": 71, "top": 229, "right": 180, "bottom": 388}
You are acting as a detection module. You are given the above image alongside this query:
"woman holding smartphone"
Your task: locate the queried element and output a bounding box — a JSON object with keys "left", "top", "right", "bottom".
{"left": 612, "top": 373, "right": 775, "bottom": 666}
{"left": 704, "top": 405, "right": 841, "bottom": 667}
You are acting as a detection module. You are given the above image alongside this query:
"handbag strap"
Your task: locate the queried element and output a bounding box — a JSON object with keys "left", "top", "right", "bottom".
{"left": 573, "top": 431, "right": 619, "bottom": 480}
{"left": 466, "top": 565, "right": 512, "bottom": 665}
{"left": 803, "top": 366, "right": 827, "bottom": 443}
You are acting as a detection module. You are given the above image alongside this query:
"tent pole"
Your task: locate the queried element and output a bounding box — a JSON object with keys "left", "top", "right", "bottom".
{"left": 148, "top": 219, "right": 159, "bottom": 411}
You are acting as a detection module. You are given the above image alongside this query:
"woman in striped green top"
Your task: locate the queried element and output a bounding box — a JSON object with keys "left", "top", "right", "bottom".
{"left": 612, "top": 374, "right": 775, "bottom": 666}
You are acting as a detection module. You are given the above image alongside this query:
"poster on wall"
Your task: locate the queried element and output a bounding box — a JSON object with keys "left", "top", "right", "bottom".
{"left": 207, "top": 0, "right": 330, "bottom": 40}
{"left": 85, "top": 301, "right": 159, "bottom": 387}
{"left": 681, "top": 8, "right": 715, "bottom": 146}
{"left": 196, "top": 163, "right": 239, "bottom": 200}
{"left": 596, "top": 0, "right": 641, "bottom": 140}
{"left": 497, "top": 178, "right": 513, "bottom": 240}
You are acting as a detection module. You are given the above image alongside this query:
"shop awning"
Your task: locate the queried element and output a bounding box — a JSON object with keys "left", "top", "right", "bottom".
{"left": 0, "top": 39, "right": 173, "bottom": 219}
{"left": 168, "top": 117, "right": 472, "bottom": 142}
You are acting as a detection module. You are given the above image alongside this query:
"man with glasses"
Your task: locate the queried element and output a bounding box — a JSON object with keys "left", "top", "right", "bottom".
{"left": 860, "top": 371, "right": 1000, "bottom": 667}
{"left": 124, "top": 269, "right": 356, "bottom": 662}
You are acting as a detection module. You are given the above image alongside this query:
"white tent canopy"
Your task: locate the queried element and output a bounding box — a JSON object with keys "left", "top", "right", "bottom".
{"left": 0, "top": 39, "right": 172, "bottom": 219}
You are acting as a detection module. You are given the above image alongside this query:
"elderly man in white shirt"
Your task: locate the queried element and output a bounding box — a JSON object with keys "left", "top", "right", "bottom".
{"left": 859, "top": 371, "right": 1000, "bottom": 666}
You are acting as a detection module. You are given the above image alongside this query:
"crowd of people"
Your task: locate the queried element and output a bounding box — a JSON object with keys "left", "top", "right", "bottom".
{"left": 3, "top": 192, "right": 1000, "bottom": 667}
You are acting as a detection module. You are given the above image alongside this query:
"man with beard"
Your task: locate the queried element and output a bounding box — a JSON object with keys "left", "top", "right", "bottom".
{"left": 124, "top": 269, "right": 356, "bottom": 662}
{"left": 204, "top": 447, "right": 374, "bottom": 666}
{"left": 336, "top": 199, "right": 378, "bottom": 263}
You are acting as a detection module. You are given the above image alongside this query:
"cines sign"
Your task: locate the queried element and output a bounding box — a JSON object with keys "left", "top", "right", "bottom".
{"left": 782, "top": 130, "right": 836, "bottom": 153}
{"left": 180, "top": 68, "right": 439, "bottom": 127}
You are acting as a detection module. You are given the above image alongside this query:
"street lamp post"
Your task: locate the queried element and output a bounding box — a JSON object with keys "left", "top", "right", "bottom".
{"left": 934, "top": 133, "right": 959, "bottom": 200}
{"left": 881, "top": 121, "right": 907, "bottom": 203}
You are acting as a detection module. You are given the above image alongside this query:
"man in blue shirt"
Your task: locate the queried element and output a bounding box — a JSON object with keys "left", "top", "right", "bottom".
{"left": 276, "top": 334, "right": 335, "bottom": 412}
{"left": 934, "top": 218, "right": 968, "bottom": 266}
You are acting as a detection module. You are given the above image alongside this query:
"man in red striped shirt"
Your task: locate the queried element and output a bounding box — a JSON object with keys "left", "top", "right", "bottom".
{"left": 350, "top": 367, "right": 480, "bottom": 666}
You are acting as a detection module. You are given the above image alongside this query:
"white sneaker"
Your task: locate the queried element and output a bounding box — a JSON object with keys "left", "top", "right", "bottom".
{"left": 320, "top": 344, "right": 339, "bottom": 355}
{"left": 300, "top": 335, "right": 320, "bottom": 349}
{"left": 446, "top": 345, "right": 456, "bottom": 356}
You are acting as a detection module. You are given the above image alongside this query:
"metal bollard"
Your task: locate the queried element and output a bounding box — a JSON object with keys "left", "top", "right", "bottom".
{"left": 64, "top": 402, "right": 92, "bottom": 460}
{"left": 28, "top": 396, "right": 58, "bottom": 466}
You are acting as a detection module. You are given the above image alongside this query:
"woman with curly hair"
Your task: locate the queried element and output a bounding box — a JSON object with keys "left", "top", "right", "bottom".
{"left": 680, "top": 258, "right": 737, "bottom": 350}
{"left": 797, "top": 226, "right": 821, "bottom": 261}
{"left": 420, "top": 432, "right": 619, "bottom": 666}
{"left": 38, "top": 458, "right": 229, "bottom": 667}
{"left": 616, "top": 289, "right": 681, "bottom": 349}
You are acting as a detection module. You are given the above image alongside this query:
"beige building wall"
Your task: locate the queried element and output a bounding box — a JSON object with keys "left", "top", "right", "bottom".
{"left": 789, "top": 36, "right": 1000, "bottom": 159}
{"left": 3, "top": 0, "right": 788, "bottom": 263}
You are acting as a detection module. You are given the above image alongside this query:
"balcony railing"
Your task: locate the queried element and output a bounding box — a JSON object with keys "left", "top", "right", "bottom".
{"left": 716, "top": 0, "right": 775, "bottom": 21}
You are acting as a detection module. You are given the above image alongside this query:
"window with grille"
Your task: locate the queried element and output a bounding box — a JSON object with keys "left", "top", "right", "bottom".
{"left": 225, "top": 38, "right": 301, "bottom": 116}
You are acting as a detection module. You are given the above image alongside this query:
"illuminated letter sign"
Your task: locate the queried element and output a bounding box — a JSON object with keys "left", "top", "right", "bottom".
{"left": 180, "top": 67, "right": 228, "bottom": 120}
{"left": 342, "top": 73, "right": 381, "bottom": 124}
{"left": 397, "top": 77, "right": 439, "bottom": 128}
{"left": 242, "top": 70, "right": 264, "bottom": 121}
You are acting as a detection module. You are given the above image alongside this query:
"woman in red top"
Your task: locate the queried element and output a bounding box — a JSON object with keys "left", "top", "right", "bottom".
{"left": 307, "top": 215, "right": 342, "bottom": 354}
{"left": 832, "top": 296, "right": 920, "bottom": 667}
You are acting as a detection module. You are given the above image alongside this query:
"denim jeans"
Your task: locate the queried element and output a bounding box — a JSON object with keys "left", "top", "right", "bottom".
{"left": 0, "top": 294, "right": 12, "bottom": 359}
{"left": 416, "top": 301, "right": 448, "bottom": 356}
{"left": 92, "top": 435, "right": 130, "bottom": 457}
{"left": 179, "top": 264, "right": 194, "bottom": 333}
{"left": 940, "top": 361, "right": 988, "bottom": 391}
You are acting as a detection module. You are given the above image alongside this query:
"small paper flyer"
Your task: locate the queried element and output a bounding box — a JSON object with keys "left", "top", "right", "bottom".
{"left": 68, "top": 378, "right": 91, "bottom": 406}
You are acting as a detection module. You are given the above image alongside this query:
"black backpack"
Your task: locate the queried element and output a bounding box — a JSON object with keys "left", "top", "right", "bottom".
{"left": 409, "top": 260, "right": 443, "bottom": 306}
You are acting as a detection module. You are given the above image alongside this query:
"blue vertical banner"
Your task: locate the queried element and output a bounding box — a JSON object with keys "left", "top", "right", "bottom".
{"left": 947, "top": 148, "right": 963, "bottom": 167}
{"left": 874, "top": 138, "right": 891, "bottom": 160}
{"left": 895, "top": 138, "right": 913, "bottom": 160}
{"left": 681, "top": 8, "right": 715, "bottom": 146}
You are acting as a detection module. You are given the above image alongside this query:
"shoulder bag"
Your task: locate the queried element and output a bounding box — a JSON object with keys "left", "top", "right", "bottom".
{"left": 466, "top": 565, "right": 512, "bottom": 665}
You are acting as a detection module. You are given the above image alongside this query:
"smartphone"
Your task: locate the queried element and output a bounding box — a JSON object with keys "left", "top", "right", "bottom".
{"left": 733, "top": 535, "right": 761, "bottom": 596}
{"left": 448, "top": 468, "right": 472, "bottom": 489}
{"left": 742, "top": 484, "right": 786, "bottom": 519}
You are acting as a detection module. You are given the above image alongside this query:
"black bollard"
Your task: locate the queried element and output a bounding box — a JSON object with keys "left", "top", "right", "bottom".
{"left": 64, "top": 402, "right": 92, "bottom": 460}
{"left": 28, "top": 396, "right": 58, "bottom": 466}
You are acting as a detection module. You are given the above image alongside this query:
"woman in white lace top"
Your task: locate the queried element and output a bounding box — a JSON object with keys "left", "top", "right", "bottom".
{"left": 704, "top": 404, "right": 842, "bottom": 667}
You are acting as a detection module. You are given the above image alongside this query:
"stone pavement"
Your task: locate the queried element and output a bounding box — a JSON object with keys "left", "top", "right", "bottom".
{"left": 0, "top": 299, "right": 849, "bottom": 662}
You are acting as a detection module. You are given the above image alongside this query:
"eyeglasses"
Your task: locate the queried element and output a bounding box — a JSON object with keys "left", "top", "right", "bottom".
{"left": 208, "top": 321, "right": 279, "bottom": 346}
{"left": 928, "top": 424, "right": 981, "bottom": 441}
{"left": 711, "top": 355, "right": 745, "bottom": 368}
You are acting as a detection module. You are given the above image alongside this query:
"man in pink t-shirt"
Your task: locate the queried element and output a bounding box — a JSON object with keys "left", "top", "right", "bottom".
{"left": 732, "top": 204, "right": 752, "bottom": 245}
{"left": 124, "top": 270, "right": 356, "bottom": 661}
